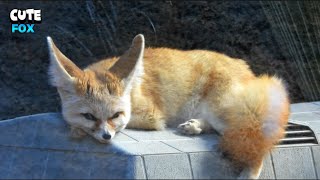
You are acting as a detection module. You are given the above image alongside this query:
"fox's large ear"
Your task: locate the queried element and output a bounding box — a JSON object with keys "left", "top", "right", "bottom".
{"left": 110, "top": 34, "right": 145, "bottom": 95}
{"left": 47, "top": 37, "right": 83, "bottom": 91}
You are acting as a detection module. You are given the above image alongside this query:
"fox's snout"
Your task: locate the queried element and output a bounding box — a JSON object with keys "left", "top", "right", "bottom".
{"left": 96, "top": 133, "right": 112, "bottom": 143}
{"left": 102, "top": 133, "right": 112, "bottom": 140}
{"left": 81, "top": 126, "right": 115, "bottom": 143}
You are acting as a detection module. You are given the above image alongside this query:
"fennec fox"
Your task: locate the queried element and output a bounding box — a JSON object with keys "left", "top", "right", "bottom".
{"left": 47, "top": 34, "right": 289, "bottom": 179}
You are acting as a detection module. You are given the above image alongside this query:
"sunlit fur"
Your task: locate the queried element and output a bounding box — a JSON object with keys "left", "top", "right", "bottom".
{"left": 48, "top": 34, "right": 290, "bottom": 179}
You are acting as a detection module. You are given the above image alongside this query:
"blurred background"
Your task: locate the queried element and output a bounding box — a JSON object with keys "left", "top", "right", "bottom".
{"left": 0, "top": 1, "right": 319, "bottom": 120}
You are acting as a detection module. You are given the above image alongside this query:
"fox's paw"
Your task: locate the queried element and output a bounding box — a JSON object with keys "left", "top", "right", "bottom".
{"left": 178, "top": 119, "right": 202, "bottom": 135}
{"left": 70, "top": 126, "right": 87, "bottom": 139}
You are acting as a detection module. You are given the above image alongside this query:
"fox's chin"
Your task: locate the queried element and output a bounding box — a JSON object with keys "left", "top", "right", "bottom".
{"left": 96, "top": 138, "right": 111, "bottom": 144}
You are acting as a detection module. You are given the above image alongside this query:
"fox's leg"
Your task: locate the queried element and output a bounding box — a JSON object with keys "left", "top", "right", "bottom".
{"left": 177, "top": 119, "right": 213, "bottom": 135}
{"left": 127, "top": 106, "right": 166, "bottom": 130}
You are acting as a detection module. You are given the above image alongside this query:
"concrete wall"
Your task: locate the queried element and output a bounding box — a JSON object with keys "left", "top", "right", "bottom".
{"left": 0, "top": 102, "right": 319, "bottom": 179}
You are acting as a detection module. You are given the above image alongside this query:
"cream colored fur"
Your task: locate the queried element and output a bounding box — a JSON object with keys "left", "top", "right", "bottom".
{"left": 47, "top": 34, "right": 290, "bottom": 179}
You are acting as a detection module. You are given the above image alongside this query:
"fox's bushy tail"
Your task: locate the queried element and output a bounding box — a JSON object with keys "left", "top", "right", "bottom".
{"left": 219, "top": 75, "right": 290, "bottom": 174}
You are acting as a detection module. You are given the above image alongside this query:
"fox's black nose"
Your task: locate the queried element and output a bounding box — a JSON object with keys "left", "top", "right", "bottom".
{"left": 102, "top": 133, "right": 111, "bottom": 140}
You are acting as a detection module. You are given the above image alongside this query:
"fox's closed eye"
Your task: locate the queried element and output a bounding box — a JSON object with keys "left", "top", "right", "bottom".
{"left": 111, "top": 111, "right": 123, "bottom": 119}
{"left": 81, "top": 113, "right": 98, "bottom": 121}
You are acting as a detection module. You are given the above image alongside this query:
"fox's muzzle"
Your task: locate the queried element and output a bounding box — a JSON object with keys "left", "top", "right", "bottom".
{"left": 102, "top": 133, "right": 112, "bottom": 140}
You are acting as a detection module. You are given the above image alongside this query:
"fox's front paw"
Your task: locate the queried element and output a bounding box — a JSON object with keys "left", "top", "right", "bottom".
{"left": 70, "top": 126, "right": 87, "bottom": 139}
{"left": 178, "top": 119, "right": 202, "bottom": 135}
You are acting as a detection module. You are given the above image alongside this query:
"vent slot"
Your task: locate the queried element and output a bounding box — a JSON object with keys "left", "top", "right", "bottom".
{"left": 277, "top": 123, "right": 318, "bottom": 147}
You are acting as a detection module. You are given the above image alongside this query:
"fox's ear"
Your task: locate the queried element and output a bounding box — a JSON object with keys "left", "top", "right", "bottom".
{"left": 47, "top": 36, "right": 83, "bottom": 91}
{"left": 110, "top": 34, "right": 145, "bottom": 95}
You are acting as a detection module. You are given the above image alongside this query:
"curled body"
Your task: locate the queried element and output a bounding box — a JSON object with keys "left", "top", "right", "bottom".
{"left": 48, "top": 34, "right": 289, "bottom": 179}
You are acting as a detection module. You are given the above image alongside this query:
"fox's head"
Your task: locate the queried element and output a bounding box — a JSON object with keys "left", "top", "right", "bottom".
{"left": 47, "top": 34, "right": 144, "bottom": 143}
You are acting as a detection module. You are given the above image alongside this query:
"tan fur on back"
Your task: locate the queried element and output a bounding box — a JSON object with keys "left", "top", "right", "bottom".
{"left": 89, "top": 48, "right": 257, "bottom": 127}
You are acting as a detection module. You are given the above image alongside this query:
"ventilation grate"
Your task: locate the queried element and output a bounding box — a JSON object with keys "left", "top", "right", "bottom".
{"left": 277, "top": 123, "right": 318, "bottom": 147}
